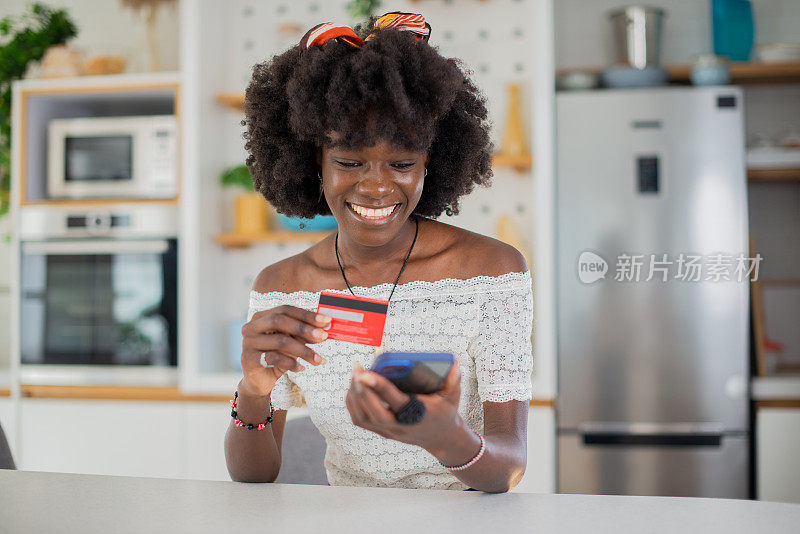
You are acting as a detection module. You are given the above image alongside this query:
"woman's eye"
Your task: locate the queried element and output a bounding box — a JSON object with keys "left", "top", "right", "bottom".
{"left": 392, "top": 163, "right": 415, "bottom": 169}
{"left": 335, "top": 160, "right": 360, "bottom": 168}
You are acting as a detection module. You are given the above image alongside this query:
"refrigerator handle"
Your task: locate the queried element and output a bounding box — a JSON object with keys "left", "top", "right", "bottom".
{"left": 578, "top": 422, "right": 725, "bottom": 447}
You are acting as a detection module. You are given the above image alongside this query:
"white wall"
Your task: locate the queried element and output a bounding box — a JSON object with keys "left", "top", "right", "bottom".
{"left": 555, "top": 0, "right": 800, "bottom": 69}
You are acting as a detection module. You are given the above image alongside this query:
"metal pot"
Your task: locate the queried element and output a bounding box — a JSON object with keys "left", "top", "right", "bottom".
{"left": 609, "top": 6, "right": 666, "bottom": 69}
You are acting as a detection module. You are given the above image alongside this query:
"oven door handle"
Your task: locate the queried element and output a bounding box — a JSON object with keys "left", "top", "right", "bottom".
{"left": 22, "top": 239, "right": 170, "bottom": 255}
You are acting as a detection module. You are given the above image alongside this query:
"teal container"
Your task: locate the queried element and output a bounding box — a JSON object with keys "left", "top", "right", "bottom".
{"left": 712, "top": 0, "right": 754, "bottom": 62}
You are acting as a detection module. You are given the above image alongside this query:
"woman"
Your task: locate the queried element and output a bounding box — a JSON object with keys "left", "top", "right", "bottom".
{"left": 224, "top": 12, "right": 533, "bottom": 493}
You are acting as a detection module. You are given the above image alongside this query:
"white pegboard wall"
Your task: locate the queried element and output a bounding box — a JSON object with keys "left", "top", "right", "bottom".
{"left": 224, "top": 0, "right": 534, "bottom": 151}
{"left": 226, "top": 2, "right": 534, "bottom": 84}
{"left": 219, "top": 0, "right": 535, "bottom": 235}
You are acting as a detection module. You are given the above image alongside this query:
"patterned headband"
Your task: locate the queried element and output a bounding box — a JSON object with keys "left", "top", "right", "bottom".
{"left": 299, "top": 11, "right": 431, "bottom": 50}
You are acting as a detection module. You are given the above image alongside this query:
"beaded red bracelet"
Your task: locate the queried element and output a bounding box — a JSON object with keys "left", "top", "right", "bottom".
{"left": 230, "top": 390, "right": 275, "bottom": 430}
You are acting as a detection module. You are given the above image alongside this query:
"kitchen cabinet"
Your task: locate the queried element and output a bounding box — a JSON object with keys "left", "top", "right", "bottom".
{"left": 515, "top": 406, "right": 555, "bottom": 493}
{"left": 757, "top": 406, "right": 800, "bottom": 503}
{"left": 0, "top": 398, "right": 16, "bottom": 464}
{"left": 16, "top": 398, "right": 273, "bottom": 480}
{"left": 19, "top": 399, "right": 188, "bottom": 479}
{"left": 14, "top": 398, "right": 555, "bottom": 490}
{"left": 754, "top": 377, "right": 800, "bottom": 503}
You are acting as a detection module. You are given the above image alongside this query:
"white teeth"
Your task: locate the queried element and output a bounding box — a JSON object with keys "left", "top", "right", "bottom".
{"left": 350, "top": 203, "right": 397, "bottom": 219}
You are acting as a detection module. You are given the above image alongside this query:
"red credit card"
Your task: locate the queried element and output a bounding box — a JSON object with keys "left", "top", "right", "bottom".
{"left": 316, "top": 291, "right": 389, "bottom": 346}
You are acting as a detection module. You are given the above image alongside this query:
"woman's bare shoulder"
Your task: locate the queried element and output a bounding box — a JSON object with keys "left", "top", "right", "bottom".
{"left": 251, "top": 236, "right": 334, "bottom": 294}
{"left": 252, "top": 257, "right": 300, "bottom": 294}
{"left": 432, "top": 219, "right": 529, "bottom": 279}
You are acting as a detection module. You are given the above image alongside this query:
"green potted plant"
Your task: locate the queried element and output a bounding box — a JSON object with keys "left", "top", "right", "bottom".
{"left": 220, "top": 164, "right": 268, "bottom": 235}
{"left": 348, "top": 0, "right": 382, "bottom": 22}
{"left": 0, "top": 3, "right": 77, "bottom": 222}
{"left": 220, "top": 164, "right": 337, "bottom": 233}
{"left": 349, "top": 0, "right": 382, "bottom": 40}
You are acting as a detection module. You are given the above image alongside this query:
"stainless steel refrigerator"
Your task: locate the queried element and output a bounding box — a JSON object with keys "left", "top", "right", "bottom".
{"left": 556, "top": 87, "right": 750, "bottom": 498}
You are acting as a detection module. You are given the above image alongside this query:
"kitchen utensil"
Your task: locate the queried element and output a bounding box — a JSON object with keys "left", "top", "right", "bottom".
{"left": 755, "top": 43, "right": 800, "bottom": 63}
{"left": 556, "top": 70, "right": 600, "bottom": 91}
{"left": 690, "top": 54, "right": 731, "bottom": 85}
{"left": 712, "top": 0, "right": 754, "bottom": 62}
{"left": 601, "top": 65, "right": 669, "bottom": 88}
{"left": 749, "top": 133, "right": 774, "bottom": 149}
{"left": 780, "top": 129, "right": 800, "bottom": 149}
{"left": 609, "top": 6, "right": 666, "bottom": 69}
{"left": 746, "top": 147, "right": 800, "bottom": 169}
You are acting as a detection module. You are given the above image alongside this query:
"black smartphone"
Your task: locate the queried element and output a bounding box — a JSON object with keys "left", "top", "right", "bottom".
{"left": 370, "top": 352, "right": 455, "bottom": 394}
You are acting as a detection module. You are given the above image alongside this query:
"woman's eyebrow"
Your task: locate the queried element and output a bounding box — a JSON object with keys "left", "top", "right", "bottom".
{"left": 330, "top": 150, "right": 418, "bottom": 159}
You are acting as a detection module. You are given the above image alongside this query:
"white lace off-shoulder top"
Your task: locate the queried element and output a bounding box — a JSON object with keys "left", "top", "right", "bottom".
{"left": 246, "top": 269, "right": 534, "bottom": 490}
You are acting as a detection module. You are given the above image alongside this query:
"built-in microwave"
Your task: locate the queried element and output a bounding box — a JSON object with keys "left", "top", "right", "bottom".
{"left": 19, "top": 205, "right": 178, "bottom": 385}
{"left": 47, "top": 115, "right": 178, "bottom": 200}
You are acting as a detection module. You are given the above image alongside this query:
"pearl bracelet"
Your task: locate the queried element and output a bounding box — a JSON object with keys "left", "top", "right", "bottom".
{"left": 441, "top": 433, "right": 486, "bottom": 471}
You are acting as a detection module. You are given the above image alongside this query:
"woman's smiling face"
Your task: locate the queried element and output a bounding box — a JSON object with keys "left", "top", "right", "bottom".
{"left": 318, "top": 135, "right": 428, "bottom": 246}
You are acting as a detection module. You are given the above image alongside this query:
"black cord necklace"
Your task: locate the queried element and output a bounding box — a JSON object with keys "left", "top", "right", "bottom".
{"left": 335, "top": 215, "right": 419, "bottom": 302}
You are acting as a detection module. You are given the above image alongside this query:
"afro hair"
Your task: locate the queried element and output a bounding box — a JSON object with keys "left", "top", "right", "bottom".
{"left": 242, "top": 25, "right": 494, "bottom": 219}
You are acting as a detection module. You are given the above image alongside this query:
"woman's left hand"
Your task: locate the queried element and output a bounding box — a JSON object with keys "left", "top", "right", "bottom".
{"left": 345, "top": 359, "right": 462, "bottom": 453}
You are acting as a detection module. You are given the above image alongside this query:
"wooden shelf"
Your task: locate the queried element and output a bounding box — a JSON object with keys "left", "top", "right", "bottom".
{"left": 748, "top": 167, "right": 800, "bottom": 182}
{"left": 756, "top": 399, "right": 800, "bottom": 409}
{"left": 21, "top": 197, "right": 179, "bottom": 207}
{"left": 668, "top": 62, "right": 800, "bottom": 84}
{"left": 215, "top": 230, "right": 332, "bottom": 248}
{"left": 760, "top": 278, "right": 800, "bottom": 287}
{"left": 216, "top": 92, "right": 245, "bottom": 111}
{"left": 558, "top": 62, "right": 800, "bottom": 85}
{"left": 19, "top": 384, "right": 229, "bottom": 402}
{"left": 492, "top": 152, "right": 533, "bottom": 172}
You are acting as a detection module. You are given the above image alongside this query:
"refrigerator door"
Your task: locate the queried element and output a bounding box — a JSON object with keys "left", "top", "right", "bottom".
{"left": 556, "top": 88, "right": 749, "bottom": 431}
{"left": 558, "top": 430, "right": 749, "bottom": 498}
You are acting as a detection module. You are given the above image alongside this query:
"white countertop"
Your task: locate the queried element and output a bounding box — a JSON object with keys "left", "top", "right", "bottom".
{"left": 752, "top": 376, "right": 800, "bottom": 401}
{"left": 2, "top": 470, "right": 799, "bottom": 533}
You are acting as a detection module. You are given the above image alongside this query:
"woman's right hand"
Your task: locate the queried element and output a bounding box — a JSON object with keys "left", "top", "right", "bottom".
{"left": 239, "top": 305, "right": 332, "bottom": 397}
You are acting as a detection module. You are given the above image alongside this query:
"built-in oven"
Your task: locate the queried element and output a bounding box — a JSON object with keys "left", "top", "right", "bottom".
{"left": 19, "top": 204, "right": 178, "bottom": 385}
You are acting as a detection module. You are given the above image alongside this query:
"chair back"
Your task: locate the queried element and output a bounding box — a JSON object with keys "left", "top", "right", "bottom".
{"left": 274, "top": 416, "right": 327, "bottom": 485}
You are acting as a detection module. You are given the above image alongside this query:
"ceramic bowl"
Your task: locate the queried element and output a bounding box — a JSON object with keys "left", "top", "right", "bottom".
{"left": 601, "top": 65, "right": 669, "bottom": 88}
{"left": 556, "top": 70, "right": 599, "bottom": 91}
